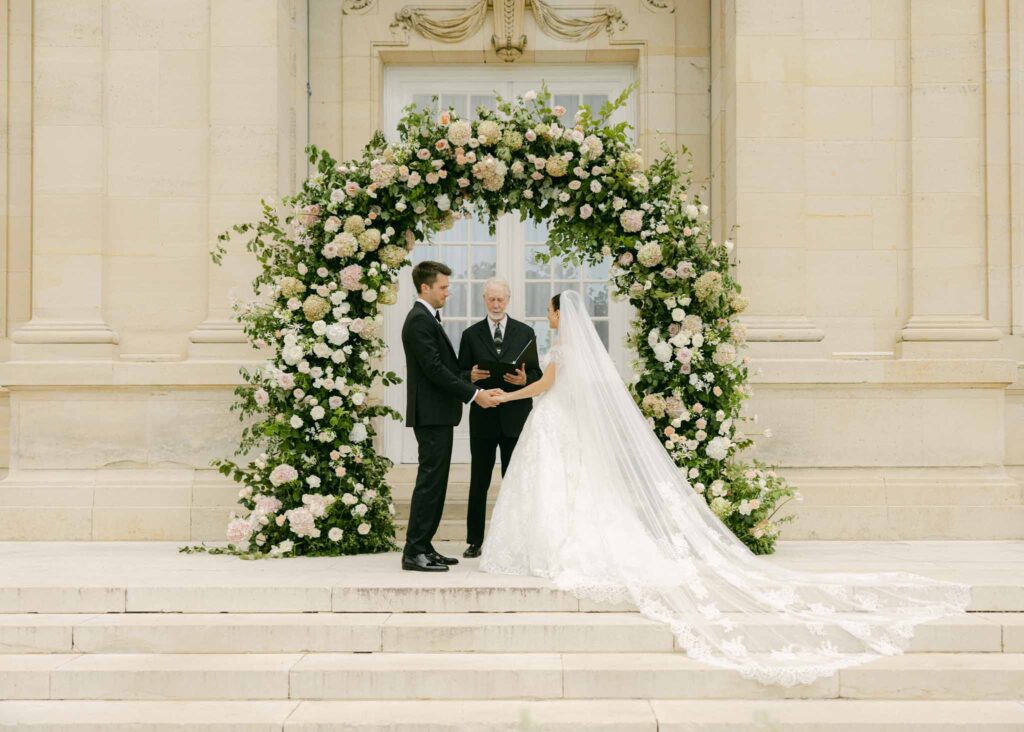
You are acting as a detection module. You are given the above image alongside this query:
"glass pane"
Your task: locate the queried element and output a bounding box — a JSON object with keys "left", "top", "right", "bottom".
{"left": 553, "top": 94, "right": 579, "bottom": 123}
{"left": 470, "top": 281, "right": 486, "bottom": 317}
{"left": 445, "top": 320, "right": 466, "bottom": 350}
{"left": 470, "top": 216, "right": 496, "bottom": 242}
{"left": 553, "top": 258, "right": 577, "bottom": 279}
{"left": 524, "top": 246, "right": 550, "bottom": 279}
{"left": 524, "top": 219, "right": 548, "bottom": 243}
{"left": 585, "top": 257, "right": 610, "bottom": 280}
{"left": 444, "top": 283, "right": 466, "bottom": 317}
{"left": 443, "top": 246, "right": 468, "bottom": 279}
{"left": 531, "top": 319, "right": 554, "bottom": 355}
{"left": 526, "top": 282, "right": 552, "bottom": 318}
{"left": 471, "top": 245, "right": 496, "bottom": 279}
{"left": 585, "top": 283, "right": 609, "bottom": 317}
{"left": 411, "top": 244, "right": 437, "bottom": 264}
{"left": 583, "top": 94, "right": 607, "bottom": 116}
{"left": 441, "top": 94, "right": 467, "bottom": 119}
{"left": 470, "top": 94, "right": 497, "bottom": 116}
{"left": 413, "top": 94, "right": 437, "bottom": 115}
{"left": 593, "top": 319, "right": 609, "bottom": 349}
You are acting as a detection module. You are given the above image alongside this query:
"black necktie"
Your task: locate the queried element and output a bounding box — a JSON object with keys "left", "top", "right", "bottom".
{"left": 434, "top": 311, "right": 442, "bottom": 324}
{"left": 493, "top": 321, "right": 503, "bottom": 352}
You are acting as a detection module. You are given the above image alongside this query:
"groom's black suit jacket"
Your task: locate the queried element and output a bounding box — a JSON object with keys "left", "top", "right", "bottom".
{"left": 457, "top": 317, "right": 542, "bottom": 438}
{"left": 402, "top": 301, "right": 476, "bottom": 427}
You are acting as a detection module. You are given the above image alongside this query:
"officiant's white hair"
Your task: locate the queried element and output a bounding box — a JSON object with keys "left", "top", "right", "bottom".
{"left": 482, "top": 278, "right": 511, "bottom": 298}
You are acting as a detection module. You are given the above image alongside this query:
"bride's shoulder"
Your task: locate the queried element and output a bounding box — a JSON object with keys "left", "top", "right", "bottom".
{"left": 542, "top": 341, "right": 563, "bottom": 367}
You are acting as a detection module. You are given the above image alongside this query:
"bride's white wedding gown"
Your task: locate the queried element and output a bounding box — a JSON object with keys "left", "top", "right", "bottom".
{"left": 480, "top": 290, "right": 970, "bottom": 686}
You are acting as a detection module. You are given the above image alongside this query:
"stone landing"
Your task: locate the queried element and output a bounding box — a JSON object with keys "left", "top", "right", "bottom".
{"left": 0, "top": 541, "right": 1022, "bottom": 730}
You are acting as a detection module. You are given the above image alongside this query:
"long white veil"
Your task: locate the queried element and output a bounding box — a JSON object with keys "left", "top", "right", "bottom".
{"left": 550, "top": 289, "right": 970, "bottom": 686}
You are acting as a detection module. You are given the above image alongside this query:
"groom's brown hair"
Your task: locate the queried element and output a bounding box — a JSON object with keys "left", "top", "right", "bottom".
{"left": 412, "top": 260, "right": 452, "bottom": 294}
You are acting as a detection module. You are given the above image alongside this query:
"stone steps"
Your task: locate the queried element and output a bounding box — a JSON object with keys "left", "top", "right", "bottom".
{"left": 3, "top": 699, "right": 1024, "bottom": 731}
{"left": 0, "top": 612, "right": 1020, "bottom": 655}
{"left": 3, "top": 651, "right": 1024, "bottom": 701}
{"left": 3, "top": 580, "right": 1021, "bottom": 613}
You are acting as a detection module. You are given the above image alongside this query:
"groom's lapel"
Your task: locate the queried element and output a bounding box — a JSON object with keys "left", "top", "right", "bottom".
{"left": 416, "top": 301, "right": 456, "bottom": 357}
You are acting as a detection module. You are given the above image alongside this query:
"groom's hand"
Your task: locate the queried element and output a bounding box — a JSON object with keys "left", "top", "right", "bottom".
{"left": 470, "top": 365, "right": 491, "bottom": 382}
{"left": 503, "top": 363, "right": 527, "bottom": 386}
{"left": 474, "top": 389, "right": 501, "bottom": 408}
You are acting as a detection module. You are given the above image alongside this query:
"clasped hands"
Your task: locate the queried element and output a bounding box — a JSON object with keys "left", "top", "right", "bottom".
{"left": 474, "top": 388, "right": 507, "bottom": 408}
{"left": 470, "top": 362, "right": 524, "bottom": 408}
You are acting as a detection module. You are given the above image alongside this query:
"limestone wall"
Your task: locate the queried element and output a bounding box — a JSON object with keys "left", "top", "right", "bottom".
{"left": 0, "top": 0, "right": 1020, "bottom": 541}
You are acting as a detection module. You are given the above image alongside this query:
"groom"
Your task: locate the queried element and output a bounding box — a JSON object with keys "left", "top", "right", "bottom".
{"left": 401, "top": 260, "right": 502, "bottom": 572}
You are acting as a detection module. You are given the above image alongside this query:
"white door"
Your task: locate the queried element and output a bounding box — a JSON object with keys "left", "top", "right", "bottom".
{"left": 381, "top": 64, "right": 636, "bottom": 464}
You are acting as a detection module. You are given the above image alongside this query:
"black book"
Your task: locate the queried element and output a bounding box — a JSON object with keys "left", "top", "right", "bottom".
{"left": 478, "top": 338, "right": 540, "bottom": 388}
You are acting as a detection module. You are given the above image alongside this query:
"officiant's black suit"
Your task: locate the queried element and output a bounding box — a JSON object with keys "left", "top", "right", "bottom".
{"left": 457, "top": 317, "right": 542, "bottom": 546}
{"left": 402, "top": 301, "right": 477, "bottom": 558}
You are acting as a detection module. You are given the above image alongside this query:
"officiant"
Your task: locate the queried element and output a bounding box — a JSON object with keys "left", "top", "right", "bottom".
{"left": 457, "top": 278, "right": 543, "bottom": 558}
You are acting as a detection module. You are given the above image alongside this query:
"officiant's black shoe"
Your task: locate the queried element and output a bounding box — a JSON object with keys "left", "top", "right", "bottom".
{"left": 402, "top": 553, "right": 449, "bottom": 572}
{"left": 428, "top": 550, "right": 459, "bottom": 566}
{"left": 463, "top": 544, "right": 482, "bottom": 558}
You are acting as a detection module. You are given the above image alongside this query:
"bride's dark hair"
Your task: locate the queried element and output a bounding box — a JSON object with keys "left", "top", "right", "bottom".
{"left": 550, "top": 293, "right": 561, "bottom": 311}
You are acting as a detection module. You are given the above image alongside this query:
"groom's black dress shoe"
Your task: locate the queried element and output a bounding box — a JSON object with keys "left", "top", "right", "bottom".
{"left": 463, "top": 544, "right": 482, "bottom": 558}
{"left": 402, "top": 553, "right": 449, "bottom": 572}
{"left": 428, "top": 550, "right": 459, "bottom": 566}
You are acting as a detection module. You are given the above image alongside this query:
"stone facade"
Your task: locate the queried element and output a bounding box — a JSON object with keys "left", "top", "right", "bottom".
{"left": 0, "top": 0, "right": 1020, "bottom": 540}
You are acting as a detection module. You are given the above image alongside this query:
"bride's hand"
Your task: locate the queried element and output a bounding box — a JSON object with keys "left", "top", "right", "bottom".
{"left": 491, "top": 389, "right": 510, "bottom": 404}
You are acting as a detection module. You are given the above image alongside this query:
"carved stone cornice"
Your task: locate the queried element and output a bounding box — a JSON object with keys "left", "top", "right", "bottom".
{"left": 342, "top": 0, "right": 377, "bottom": 15}
{"left": 390, "top": 0, "right": 628, "bottom": 61}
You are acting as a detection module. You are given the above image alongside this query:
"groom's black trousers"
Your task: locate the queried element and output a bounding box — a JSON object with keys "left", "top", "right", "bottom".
{"left": 405, "top": 425, "right": 454, "bottom": 557}
{"left": 467, "top": 432, "right": 518, "bottom": 546}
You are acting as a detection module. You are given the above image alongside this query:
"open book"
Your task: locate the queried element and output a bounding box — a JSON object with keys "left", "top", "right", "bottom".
{"left": 477, "top": 337, "right": 540, "bottom": 388}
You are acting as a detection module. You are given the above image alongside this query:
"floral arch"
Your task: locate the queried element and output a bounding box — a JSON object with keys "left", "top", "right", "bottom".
{"left": 206, "top": 88, "right": 795, "bottom": 559}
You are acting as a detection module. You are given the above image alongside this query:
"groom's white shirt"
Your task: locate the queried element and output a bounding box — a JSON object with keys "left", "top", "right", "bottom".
{"left": 416, "top": 297, "right": 478, "bottom": 404}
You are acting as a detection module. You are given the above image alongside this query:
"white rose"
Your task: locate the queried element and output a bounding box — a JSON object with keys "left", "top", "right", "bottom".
{"left": 362, "top": 289, "right": 378, "bottom": 303}
{"left": 325, "top": 324, "right": 350, "bottom": 345}
{"left": 290, "top": 415, "right": 303, "bottom": 429}
{"left": 310, "top": 405, "right": 326, "bottom": 420}
{"left": 349, "top": 423, "right": 368, "bottom": 443}
{"left": 653, "top": 342, "right": 673, "bottom": 363}
{"left": 312, "top": 320, "right": 327, "bottom": 336}
{"left": 328, "top": 527, "right": 343, "bottom": 541}
{"left": 357, "top": 522, "right": 371, "bottom": 535}
{"left": 672, "top": 308, "right": 686, "bottom": 322}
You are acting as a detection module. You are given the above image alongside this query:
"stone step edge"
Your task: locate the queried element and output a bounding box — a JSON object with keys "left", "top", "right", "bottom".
{"left": 5, "top": 653, "right": 1024, "bottom": 702}
{"left": 1, "top": 611, "right": 1017, "bottom": 654}
{"left": 2, "top": 699, "right": 1024, "bottom": 730}
{"left": 2, "top": 586, "right": 1019, "bottom": 613}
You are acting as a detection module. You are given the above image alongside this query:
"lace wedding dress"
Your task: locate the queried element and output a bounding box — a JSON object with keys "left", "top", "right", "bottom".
{"left": 480, "top": 290, "right": 970, "bottom": 687}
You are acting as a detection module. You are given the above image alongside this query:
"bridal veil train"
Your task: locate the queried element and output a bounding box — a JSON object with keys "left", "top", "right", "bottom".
{"left": 480, "top": 290, "right": 970, "bottom": 687}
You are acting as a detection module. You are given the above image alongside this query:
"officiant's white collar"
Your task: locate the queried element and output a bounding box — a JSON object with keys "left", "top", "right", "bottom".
{"left": 416, "top": 297, "right": 438, "bottom": 318}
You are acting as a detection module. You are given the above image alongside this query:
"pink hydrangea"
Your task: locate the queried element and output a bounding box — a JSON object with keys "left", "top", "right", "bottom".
{"left": 340, "top": 264, "right": 365, "bottom": 291}
{"left": 620, "top": 209, "right": 644, "bottom": 233}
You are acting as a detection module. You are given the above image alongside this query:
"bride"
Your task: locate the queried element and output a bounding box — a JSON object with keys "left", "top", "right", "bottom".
{"left": 481, "top": 289, "right": 970, "bottom": 687}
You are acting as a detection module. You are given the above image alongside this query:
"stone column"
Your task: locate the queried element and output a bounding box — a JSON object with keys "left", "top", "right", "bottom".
{"left": 899, "top": 0, "right": 1002, "bottom": 355}
{"left": 720, "top": 0, "right": 824, "bottom": 351}
{"left": 10, "top": 0, "right": 118, "bottom": 359}
{"left": 188, "top": 0, "right": 306, "bottom": 359}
